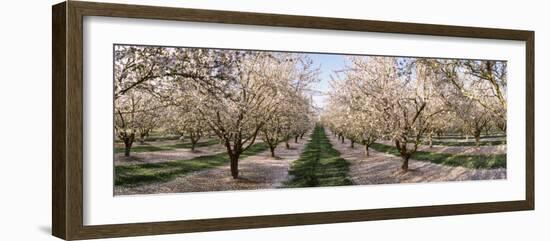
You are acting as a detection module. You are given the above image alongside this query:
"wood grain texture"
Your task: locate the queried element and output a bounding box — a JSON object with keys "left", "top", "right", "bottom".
{"left": 72, "top": 1, "right": 532, "bottom": 40}
{"left": 73, "top": 201, "right": 530, "bottom": 240}
{"left": 51, "top": 1, "right": 535, "bottom": 240}
{"left": 66, "top": 2, "right": 85, "bottom": 240}
{"left": 52, "top": 2, "right": 67, "bottom": 239}
{"left": 525, "top": 32, "right": 535, "bottom": 209}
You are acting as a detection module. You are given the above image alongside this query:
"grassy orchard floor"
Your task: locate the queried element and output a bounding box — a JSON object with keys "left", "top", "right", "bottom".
{"left": 432, "top": 134, "right": 506, "bottom": 140}
{"left": 284, "top": 126, "right": 353, "bottom": 187}
{"left": 114, "top": 125, "right": 505, "bottom": 195}
{"left": 114, "top": 139, "right": 219, "bottom": 153}
{"left": 115, "top": 142, "right": 268, "bottom": 187}
{"left": 369, "top": 143, "right": 506, "bottom": 169}
{"left": 115, "top": 135, "right": 312, "bottom": 195}
{"left": 326, "top": 130, "right": 506, "bottom": 185}
{"left": 423, "top": 140, "right": 506, "bottom": 147}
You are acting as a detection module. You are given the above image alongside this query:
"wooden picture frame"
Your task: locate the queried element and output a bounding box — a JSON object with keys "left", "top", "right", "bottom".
{"left": 52, "top": 1, "right": 534, "bottom": 240}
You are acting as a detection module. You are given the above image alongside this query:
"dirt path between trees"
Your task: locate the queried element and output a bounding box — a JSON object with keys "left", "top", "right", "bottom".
{"left": 115, "top": 136, "right": 311, "bottom": 195}
{"left": 326, "top": 131, "right": 506, "bottom": 185}
{"left": 377, "top": 140, "right": 506, "bottom": 155}
{"left": 114, "top": 143, "right": 228, "bottom": 166}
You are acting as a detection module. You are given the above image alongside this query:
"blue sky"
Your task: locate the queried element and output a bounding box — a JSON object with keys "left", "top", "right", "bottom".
{"left": 305, "top": 53, "right": 348, "bottom": 109}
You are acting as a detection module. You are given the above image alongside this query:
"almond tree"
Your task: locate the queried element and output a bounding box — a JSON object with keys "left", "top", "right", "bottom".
{"left": 114, "top": 45, "right": 172, "bottom": 100}
{"left": 343, "top": 57, "right": 447, "bottom": 172}
{"left": 170, "top": 50, "right": 304, "bottom": 178}
{"left": 444, "top": 94, "right": 491, "bottom": 146}
{"left": 292, "top": 109, "right": 316, "bottom": 142}
{"left": 164, "top": 103, "right": 205, "bottom": 152}
{"left": 262, "top": 106, "right": 296, "bottom": 154}
{"left": 289, "top": 56, "right": 320, "bottom": 142}
{"left": 440, "top": 60, "right": 507, "bottom": 131}
{"left": 114, "top": 45, "right": 174, "bottom": 155}
{"left": 115, "top": 90, "right": 161, "bottom": 156}
{"left": 114, "top": 46, "right": 320, "bottom": 170}
{"left": 261, "top": 114, "right": 286, "bottom": 157}
{"left": 423, "top": 110, "right": 453, "bottom": 148}
{"left": 434, "top": 59, "right": 507, "bottom": 145}
{"left": 322, "top": 103, "right": 349, "bottom": 144}
{"left": 323, "top": 91, "right": 356, "bottom": 147}
{"left": 135, "top": 98, "right": 163, "bottom": 144}
{"left": 324, "top": 56, "right": 506, "bottom": 171}
{"left": 324, "top": 65, "right": 384, "bottom": 156}
{"left": 261, "top": 54, "right": 319, "bottom": 151}
{"left": 260, "top": 79, "right": 307, "bottom": 157}
{"left": 267, "top": 94, "right": 315, "bottom": 153}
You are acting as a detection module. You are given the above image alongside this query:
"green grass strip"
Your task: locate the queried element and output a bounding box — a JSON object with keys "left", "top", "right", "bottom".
{"left": 114, "top": 139, "right": 219, "bottom": 153}
{"left": 369, "top": 142, "right": 506, "bottom": 169}
{"left": 284, "top": 126, "right": 353, "bottom": 188}
{"left": 428, "top": 140, "right": 506, "bottom": 146}
{"left": 432, "top": 134, "right": 506, "bottom": 140}
{"left": 115, "top": 142, "right": 268, "bottom": 187}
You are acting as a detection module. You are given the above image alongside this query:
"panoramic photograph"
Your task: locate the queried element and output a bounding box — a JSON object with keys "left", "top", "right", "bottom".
{"left": 113, "top": 44, "right": 507, "bottom": 195}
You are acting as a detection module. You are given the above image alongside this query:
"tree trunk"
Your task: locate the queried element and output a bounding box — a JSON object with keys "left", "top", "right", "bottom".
{"left": 230, "top": 154, "right": 239, "bottom": 179}
{"left": 350, "top": 140, "right": 354, "bottom": 148}
{"left": 124, "top": 144, "right": 131, "bottom": 157}
{"left": 285, "top": 141, "right": 290, "bottom": 149}
{"left": 270, "top": 146, "right": 276, "bottom": 157}
{"left": 295, "top": 135, "right": 299, "bottom": 143}
{"left": 341, "top": 136, "right": 345, "bottom": 144}
{"left": 123, "top": 138, "right": 133, "bottom": 157}
{"left": 191, "top": 139, "right": 197, "bottom": 152}
{"left": 401, "top": 155, "right": 410, "bottom": 172}
{"left": 365, "top": 144, "right": 370, "bottom": 157}
{"left": 300, "top": 133, "right": 305, "bottom": 139}
{"left": 141, "top": 131, "right": 149, "bottom": 144}
{"left": 475, "top": 134, "right": 481, "bottom": 147}
{"left": 428, "top": 133, "right": 433, "bottom": 148}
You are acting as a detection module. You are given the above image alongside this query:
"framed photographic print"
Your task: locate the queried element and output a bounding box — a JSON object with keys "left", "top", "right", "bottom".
{"left": 52, "top": 1, "right": 534, "bottom": 240}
